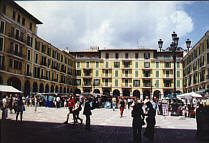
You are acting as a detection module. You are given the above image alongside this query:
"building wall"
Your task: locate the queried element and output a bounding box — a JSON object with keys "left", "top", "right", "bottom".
{"left": 0, "top": 0, "right": 76, "bottom": 96}
{"left": 74, "top": 50, "right": 183, "bottom": 99}
{"left": 183, "top": 31, "right": 209, "bottom": 93}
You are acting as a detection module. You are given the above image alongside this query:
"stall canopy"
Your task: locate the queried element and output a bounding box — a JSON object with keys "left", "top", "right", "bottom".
{"left": 0, "top": 85, "right": 23, "bottom": 93}
{"left": 177, "top": 92, "right": 202, "bottom": 99}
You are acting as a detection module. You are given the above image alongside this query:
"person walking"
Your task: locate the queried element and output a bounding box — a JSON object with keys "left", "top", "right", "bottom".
{"left": 73, "top": 100, "right": 83, "bottom": 124}
{"left": 64, "top": 96, "right": 75, "bottom": 124}
{"left": 8, "top": 94, "right": 13, "bottom": 114}
{"left": 143, "top": 101, "right": 156, "bottom": 141}
{"left": 83, "top": 98, "right": 92, "bottom": 130}
{"left": 195, "top": 103, "right": 203, "bottom": 137}
{"left": 16, "top": 96, "right": 25, "bottom": 122}
{"left": 119, "top": 98, "right": 125, "bottom": 118}
{"left": 112, "top": 96, "right": 117, "bottom": 111}
{"left": 131, "top": 99, "right": 145, "bottom": 143}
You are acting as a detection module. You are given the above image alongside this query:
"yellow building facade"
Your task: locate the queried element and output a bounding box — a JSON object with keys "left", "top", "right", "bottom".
{"left": 0, "top": 0, "right": 76, "bottom": 96}
{"left": 72, "top": 47, "right": 184, "bottom": 99}
{"left": 183, "top": 31, "right": 209, "bottom": 93}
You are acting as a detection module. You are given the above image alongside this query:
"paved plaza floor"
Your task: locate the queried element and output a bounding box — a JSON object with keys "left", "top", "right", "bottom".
{"left": 1, "top": 106, "right": 207, "bottom": 143}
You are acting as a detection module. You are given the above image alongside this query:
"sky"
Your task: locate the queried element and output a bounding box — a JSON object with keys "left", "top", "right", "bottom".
{"left": 16, "top": 1, "right": 209, "bottom": 51}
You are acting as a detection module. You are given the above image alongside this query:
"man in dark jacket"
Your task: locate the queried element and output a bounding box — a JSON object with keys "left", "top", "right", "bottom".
{"left": 83, "top": 98, "right": 92, "bottom": 130}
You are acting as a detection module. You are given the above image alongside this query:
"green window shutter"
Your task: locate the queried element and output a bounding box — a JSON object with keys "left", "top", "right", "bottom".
{"left": 115, "top": 70, "right": 118, "bottom": 77}
{"left": 177, "top": 71, "right": 180, "bottom": 78}
{"left": 106, "top": 62, "right": 108, "bottom": 68}
{"left": 156, "top": 80, "right": 159, "bottom": 88}
{"left": 105, "top": 79, "right": 108, "bottom": 86}
{"left": 96, "top": 70, "right": 99, "bottom": 77}
{"left": 115, "top": 79, "right": 118, "bottom": 87}
{"left": 96, "top": 62, "right": 99, "bottom": 68}
{"left": 77, "top": 62, "right": 80, "bottom": 68}
{"left": 135, "top": 71, "right": 138, "bottom": 77}
{"left": 86, "top": 62, "right": 89, "bottom": 68}
{"left": 156, "top": 62, "right": 159, "bottom": 68}
{"left": 177, "top": 62, "right": 180, "bottom": 68}
{"left": 135, "top": 62, "right": 138, "bottom": 68}
{"left": 156, "top": 71, "right": 159, "bottom": 77}
{"left": 177, "top": 80, "right": 180, "bottom": 88}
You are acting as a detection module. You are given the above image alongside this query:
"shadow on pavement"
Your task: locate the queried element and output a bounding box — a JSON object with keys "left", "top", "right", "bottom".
{"left": 1, "top": 119, "right": 207, "bottom": 143}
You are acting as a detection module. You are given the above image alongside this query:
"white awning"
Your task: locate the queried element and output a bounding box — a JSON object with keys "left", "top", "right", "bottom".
{"left": 0, "top": 85, "right": 23, "bottom": 93}
{"left": 177, "top": 92, "right": 202, "bottom": 99}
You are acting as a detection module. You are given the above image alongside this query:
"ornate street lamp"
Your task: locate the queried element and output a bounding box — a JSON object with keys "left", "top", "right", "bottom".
{"left": 186, "top": 38, "right": 191, "bottom": 52}
{"left": 158, "top": 39, "right": 163, "bottom": 52}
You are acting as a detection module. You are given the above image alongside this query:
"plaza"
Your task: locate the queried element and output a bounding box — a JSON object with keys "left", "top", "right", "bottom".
{"left": 1, "top": 106, "right": 206, "bottom": 143}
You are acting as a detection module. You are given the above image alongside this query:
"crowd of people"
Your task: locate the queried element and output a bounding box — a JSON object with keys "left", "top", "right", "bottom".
{"left": 1, "top": 93, "right": 209, "bottom": 142}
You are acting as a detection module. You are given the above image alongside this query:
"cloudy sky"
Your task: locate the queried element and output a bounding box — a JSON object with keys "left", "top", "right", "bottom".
{"left": 16, "top": 1, "right": 209, "bottom": 51}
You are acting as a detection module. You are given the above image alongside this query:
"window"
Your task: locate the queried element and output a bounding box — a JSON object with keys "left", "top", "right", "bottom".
{"left": 94, "top": 79, "right": 100, "bottom": 86}
{"left": 105, "top": 53, "right": 109, "bottom": 59}
{"left": 27, "top": 50, "right": 30, "bottom": 61}
{"left": 0, "top": 21, "right": 5, "bottom": 33}
{"left": 125, "top": 70, "right": 128, "bottom": 77}
{"left": 114, "top": 62, "right": 120, "bottom": 68}
{"left": 115, "top": 53, "right": 119, "bottom": 59}
{"left": 133, "top": 80, "right": 140, "bottom": 87}
{"left": 135, "top": 71, "right": 138, "bottom": 77}
{"left": 14, "top": 60, "right": 18, "bottom": 69}
{"left": 156, "top": 62, "right": 159, "bottom": 68}
{"left": 105, "top": 70, "right": 108, "bottom": 77}
{"left": 0, "top": 37, "right": 3, "bottom": 51}
{"left": 135, "top": 62, "right": 138, "bottom": 68}
{"left": 77, "top": 62, "right": 80, "bottom": 68}
{"left": 156, "top": 80, "right": 159, "bottom": 88}
{"left": 30, "top": 23, "right": 32, "bottom": 30}
{"left": 144, "top": 53, "right": 150, "bottom": 59}
{"left": 115, "top": 79, "right": 118, "bottom": 87}
{"left": 105, "top": 62, "right": 109, "bottom": 68}
{"left": 15, "top": 29, "right": 19, "bottom": 40}
{"left": 165, "top": 62, "right": 171, "bottom": 68}
{"left": 177, "top": 71, "right": 180, "bottom": 78}
{"left": 125, "top": 79, "right": 129, "bottom": 86}
{"left": 86, "top": 62, "right": 89, "bottom": 68}
{"left": 115, "top": 70, "right": 118, "bottom": 77}
{"left": 13, "top": 11, "right": 16, "bottom": 20}
{"left": 35, "top": 54, "right": 38, "bottom": 63}
{"left": 9, "top": 59, "right": 13, "bottom": 68}
{"left": 17, "top": 15, "right": 20, "bottom": 23}
{"left": 0, "top": 56, "right": 4, "bottom": 67}
{"left": 156, "top": 71, "right": 159, "bottom": 77}
{"left": 124, "top": 61, "right": 130, "bottom": 68}
{"left": 42, "top": 44, "right": 46, "bottom": 53}
{"left": 96, "top": 62, "right": 99, "bottom": 68}
{"left": 125, "top": 53, "right": 129, "bottom": 59}
{"left": 20, "top": 32, "right": 23, "bottom": 41}
{"left": 22, "top": 18, "right": 25, "bottom": 26}
{"left": 177, "top": 80, "right": 180, "bottom": 88}
{"left": 135, "top": 53, "right": 138, "bottom": 59}
{"left": 76, "top": 70, "right": 81, "bottom": 76}
{"left": 105, "top": 79, "right": 108, "bottom": 86}
{"left": 144, "top": 62, "right": 150, "bottom": 68}
{"left": 96, "top": 70, "right": 99, "bottom": 77}
{"left": 166, "top": 70, "right": 169, "bottom": 77}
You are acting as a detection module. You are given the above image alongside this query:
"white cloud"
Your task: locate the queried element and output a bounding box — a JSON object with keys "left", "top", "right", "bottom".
{"left": 16, "top": 1, "right": 194, "bottom": 51}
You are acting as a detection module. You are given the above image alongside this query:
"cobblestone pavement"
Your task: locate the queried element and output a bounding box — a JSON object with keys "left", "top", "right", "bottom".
{"left": 1, "top": 107, "right": 207, "bottom": 143}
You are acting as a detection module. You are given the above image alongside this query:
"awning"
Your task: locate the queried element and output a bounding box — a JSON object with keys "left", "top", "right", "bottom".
{"left": 177, "top": 92, "right": 202, "bottom": 99}
{"left": 0, "top": 85, "right": 23, "bottom": 93}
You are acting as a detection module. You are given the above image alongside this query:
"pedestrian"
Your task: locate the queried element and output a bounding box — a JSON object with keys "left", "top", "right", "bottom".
{"left": 119, "top": 98, "right": 125, "bottom": 118}
{"left": 131, "top": 99, "right": 145, "bottom": 143}
{"left": 83, "top": 98, "right": 92, "bottom": 130}
{"left": 73, "top": 100, "right": 83, "bottom": 124}
{"left": 56, "top": 96, "right": 60, "bottom": 108}
{"left": 16, "top": 95, "right": 25, "bottom": 122}
{"left": 64, "top": 96, "right": 75, "bottom": 124}
{"left": 143, "top": 101, "right": 156, "bottom": 141}
{"left": 112, "top": 96, "right": 117, "bottom": 111}
{"left": 8, "top": 94, "right": 13, "bottom": 114}
{"left": 195, "top": 103, "right": 203, "bottom": 137}
{"left": 34, "top": 95, "right": 38, "bottom": 112}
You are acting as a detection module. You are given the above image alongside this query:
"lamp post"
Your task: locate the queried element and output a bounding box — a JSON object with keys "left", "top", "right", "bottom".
{"left": 186, "top": 38, "right": 191, "bottom": 52}
{"left": 158, "top": 39, "right": 163, "bottom": 52}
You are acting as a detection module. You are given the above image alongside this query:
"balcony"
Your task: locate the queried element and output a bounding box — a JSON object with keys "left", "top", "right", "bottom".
{"left": 40, "top": 62, "right": 47, "bottom": 67}
{"left": 7, "top": 49, "right": 26, "bottom": 59}
{"left": 163, "top": 76, "right": 173, "bottom": 79}
{"left": 8, "top": 33, "right": 25, "bottom": 43}
{"left": 102, "top": 75, "right": 112, "bottom": 78}
{"left": 82, "top": 83, "right": 92, "bottom": 87}
{"left": 122, "top": 75, "right": 132, "bottom": 79}
{"left": 25, "top": 72, "right": 32, "bottom": 76}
